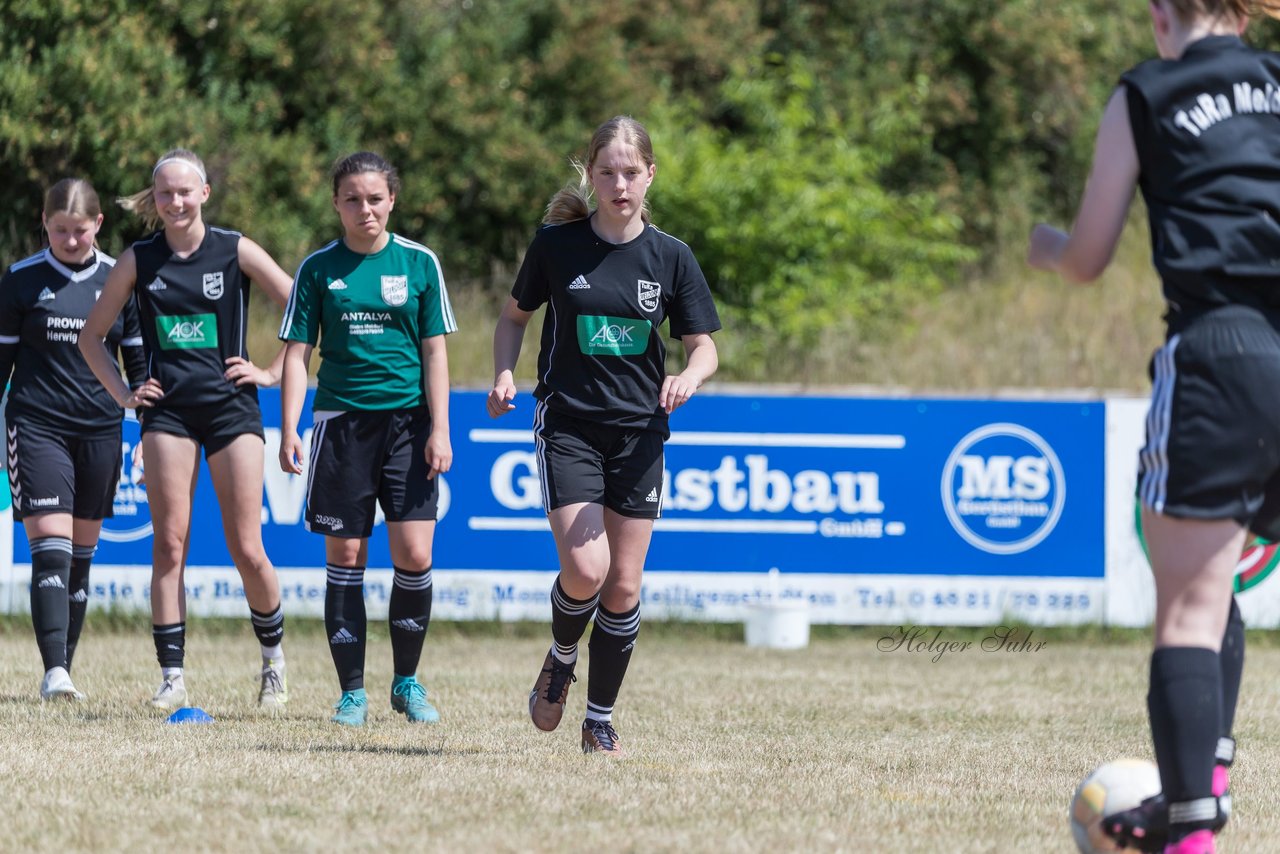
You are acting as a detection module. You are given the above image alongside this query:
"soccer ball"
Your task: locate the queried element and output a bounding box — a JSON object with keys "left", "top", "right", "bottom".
{"left": 1070, "top": 758, "right": 1162, "bottom": 854}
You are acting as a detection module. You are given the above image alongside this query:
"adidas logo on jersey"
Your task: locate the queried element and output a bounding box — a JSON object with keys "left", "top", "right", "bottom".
{"left": 146, "top": 277, "right": 166, "bottom": 291}
{"left": 328, "top": 279, "right": 347, "bottom": 290}
{"left": 37, "top": 287, "right": 55, "bottom": 301}
{"left": 645, "top": 487, "right": 659, "bottom": 503}
{"left": 568, "top": 275, "right": 591, "bottom": 290}
{"left": 330, "top": 628, "right": 359, "bottom": 644}
{"left": 38, "top": 575, "right": 66, "bottom": 589}
{"left": 391, "top": 618, "right": 425, "bottom": 632}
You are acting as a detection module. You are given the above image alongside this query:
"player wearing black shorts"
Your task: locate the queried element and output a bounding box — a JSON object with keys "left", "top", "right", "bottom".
{"left": 488, "top": 116, "right": 721, "bottom": 756}
{"left": 1, "top": 178, "right": 146, "bottom": 702}
{"left": 279, "top": 151, "right": 457, "bottom": 727}
{"left": 1028, "top": 4, "right": 1280, "bottom": 851}
{"left": 79, "top": 149, "right": 296, "bottom": 712}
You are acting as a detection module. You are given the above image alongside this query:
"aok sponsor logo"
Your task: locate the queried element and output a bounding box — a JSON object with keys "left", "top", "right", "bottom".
{"left": 577, "top": 315, "right": 652, "bottom": 356}
{"left": 489, "top": 450, "right": 884, "bottom": 516}
{"left": 940, "top": 423, "right": 1065, "bottom": 555}
{"left": 156, "top": 313, "right": 216, "bottom": 349}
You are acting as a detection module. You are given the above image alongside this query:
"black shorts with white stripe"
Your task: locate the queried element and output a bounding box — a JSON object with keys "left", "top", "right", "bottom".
{"left": 305, "top": 406, "right": 439, "bottom": 538}
{"left": 534, "top": 402, "right": 664, "bottom": 519}
{"left": 1139, "top": 304, "right": 1280, "bottom": 539}
{"left": 6, "top": 418, "right": 122, "bottom": 521}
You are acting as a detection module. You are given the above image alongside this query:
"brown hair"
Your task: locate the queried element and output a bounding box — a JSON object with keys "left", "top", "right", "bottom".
{"left": 1162, "top": 0, "right": 1280, "bottom": 22}
{"left": 331, "top": 151, "right": 401, "bottom": 196}
{"left": 543, "top": 116, "right": 656, "bottom": 226}
{"left": 117, "top": 148, "right": 208, "bottom": 231}
{"left": 44, "top": 178, "right": 102, "bottom": 220}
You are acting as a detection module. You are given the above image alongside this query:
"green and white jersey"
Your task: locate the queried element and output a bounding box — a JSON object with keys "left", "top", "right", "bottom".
{"left": 280, "top": 234, "right": 457, "bottom": 411}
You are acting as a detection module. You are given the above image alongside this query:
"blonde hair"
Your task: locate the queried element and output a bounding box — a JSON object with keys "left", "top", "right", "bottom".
{"left": 543, "top": 116, "right": 656, "bottom": 226}
{"left": 117, "top": 148, "right": 208, "bottom": 231}
{"left": 1162, "top": 0, "right": 1280, "bottom": 22}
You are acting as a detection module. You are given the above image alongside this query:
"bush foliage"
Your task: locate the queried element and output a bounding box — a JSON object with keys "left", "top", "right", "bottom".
{"left": 3, "top": 1, "right": 1278, "bottom": 377}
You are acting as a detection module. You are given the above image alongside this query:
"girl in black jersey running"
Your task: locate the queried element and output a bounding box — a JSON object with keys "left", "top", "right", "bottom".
{"left": 79, "top": 149, "right": 295, "bottom": 713}
{"left": 0, "top": 178, "right": 146, "bottom": 702}
{"left": 488, "top": 116, "right": 721, "bottom": 756}
{"left": 1029, "top": 3, "right": 1280, "bottom": 851}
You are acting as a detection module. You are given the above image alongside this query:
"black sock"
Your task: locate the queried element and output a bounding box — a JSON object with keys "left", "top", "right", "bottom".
{"left": 152, "top": 622, "right": 186, "bottom": 669}
{"left": 586, "top": 602, "right": 640, "bottom": 722}
{"left": 30, "top": 537, "right": 73, "bottom": 671}
{"left": 550, "top": 577, "right": 598, "bottom": 662}
{"left": 389, "top": 566, "right": 433, "bottom": 677}
{"left": 249, "top": 603, "right": 285, "bottom": 656}
{"left": 1148, "top": 646, "right": 1221, "bottom": 840}
{"left": 1220, "top": 597, "right": 1244, "bottom": 739}
{"left": 325, "top": 563, "right": 367, "bottom": 692}
{"left": 65, "top": 543, "right": 95, "bottom": 672}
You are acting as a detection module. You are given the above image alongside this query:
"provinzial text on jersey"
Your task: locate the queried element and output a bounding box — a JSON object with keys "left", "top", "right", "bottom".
{"left": 1173, "top": 80, "right": 1280, "bottom": 137}
{"left": 46, "top": 315, "right": 87, "bottom": 342}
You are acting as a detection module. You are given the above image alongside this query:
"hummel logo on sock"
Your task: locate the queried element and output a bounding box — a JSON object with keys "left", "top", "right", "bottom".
{"left": 330, "top": 628, "right": 359, "bottom": 644}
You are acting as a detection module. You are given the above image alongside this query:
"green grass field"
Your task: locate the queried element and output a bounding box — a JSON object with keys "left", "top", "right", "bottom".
{"left": 2, "top": 619, "right": 1278, "bottom": 852}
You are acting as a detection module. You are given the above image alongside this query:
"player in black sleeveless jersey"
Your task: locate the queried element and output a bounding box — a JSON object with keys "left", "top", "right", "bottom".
{"left": 488, "top": 116, "right": 721, "bottom": 756}
{"left": 1028, "top": 4, "right": 1280, "bottom": 850}
{"left": 1, "top": 178, "right": 146, "bottom": 703}
{"left": 79, "top": 149, "right": 295, "bottom": 713}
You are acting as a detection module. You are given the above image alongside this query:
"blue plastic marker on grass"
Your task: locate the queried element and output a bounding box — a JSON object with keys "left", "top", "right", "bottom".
{"left": 167, "top": 707, "right": 215, "bottom": 724}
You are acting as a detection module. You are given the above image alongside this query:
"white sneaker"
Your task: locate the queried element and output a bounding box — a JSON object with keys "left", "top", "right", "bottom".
{"left": 40, "top": 666, "right": 84, "bottom": 701}
{"left": 258, "top": 659, "right": 289, "bottom": 710}
{"left": 150, "top": 675, "right": 189, "bottom": 711}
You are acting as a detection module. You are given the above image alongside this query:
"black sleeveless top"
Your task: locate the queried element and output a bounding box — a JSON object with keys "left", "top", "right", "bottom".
{"left": 1121, "top": 36, "right": 1280, "bottom": 330}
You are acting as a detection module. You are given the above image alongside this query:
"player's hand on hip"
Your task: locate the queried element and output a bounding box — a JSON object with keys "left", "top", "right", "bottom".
{"left": 224, "top": 356, "right": 277, "bottom": 388}
{"left": 487, "top": 383, "right": 517, "bottom": 418}
{"left": 123, "top": 378, "right": 164, "bottom": 410}
{"left": 660, "top": 373, "right": 698, "bottom": 413}
{"left": 279, "top": 431, "right": 305, "bottom": 475}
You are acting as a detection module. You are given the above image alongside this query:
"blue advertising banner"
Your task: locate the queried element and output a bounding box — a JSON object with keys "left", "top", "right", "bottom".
{"left": 9, "top": 390, "right": 1106, "bottom": 623}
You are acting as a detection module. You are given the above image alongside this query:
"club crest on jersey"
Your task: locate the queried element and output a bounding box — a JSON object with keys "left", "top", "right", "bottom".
{"left": 202, "top": 272, "right": 224, "bottom": 300}
{"left": 381, "top": 275, "right": 408, "bottom": 307}
{"left": 637, "top": 279, "right": 661, "bottom": 313}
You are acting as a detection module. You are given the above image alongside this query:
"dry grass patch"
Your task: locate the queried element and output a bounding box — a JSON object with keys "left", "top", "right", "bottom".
{"left": 2, "top": 623, "right": 1278, "bottom": 851}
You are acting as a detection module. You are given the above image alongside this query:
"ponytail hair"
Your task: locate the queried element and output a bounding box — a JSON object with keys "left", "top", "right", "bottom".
{"left": 542, "top": 116, "right": 656, "bottom": 226}
{"left": 117, "top": 148, "right": 208, "bottom": 231}
{"left": 543, "top": 160, "right": 593, "bottom": 225}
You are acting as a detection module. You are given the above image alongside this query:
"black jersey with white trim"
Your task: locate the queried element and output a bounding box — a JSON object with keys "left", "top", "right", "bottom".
{"left": 132, "top": 226, "right": 257, "bottom": 408}
{"left": 512, "top": 218, "right": 720, "bottom": 435}
{"left": 1121, "top": 36, "right": 1280, "bottom": 328}
{"left": 0, "top": 248, "right": 145, "bottom": 433}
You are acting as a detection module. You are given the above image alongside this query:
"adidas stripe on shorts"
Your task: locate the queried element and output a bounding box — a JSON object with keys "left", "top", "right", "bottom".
{"left": 1138, "top": 304, "right": 1280, "bottom": 540}
{"left": 534, "top": 404, "right": 665, "bottom": 519}
{"left": 305, "top": 405, "right": 439, "bottom": 538}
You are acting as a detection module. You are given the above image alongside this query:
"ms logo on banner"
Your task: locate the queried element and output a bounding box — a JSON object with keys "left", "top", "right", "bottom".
{"left": 940, "top": 423, "right": 1065, "bottom": 555}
